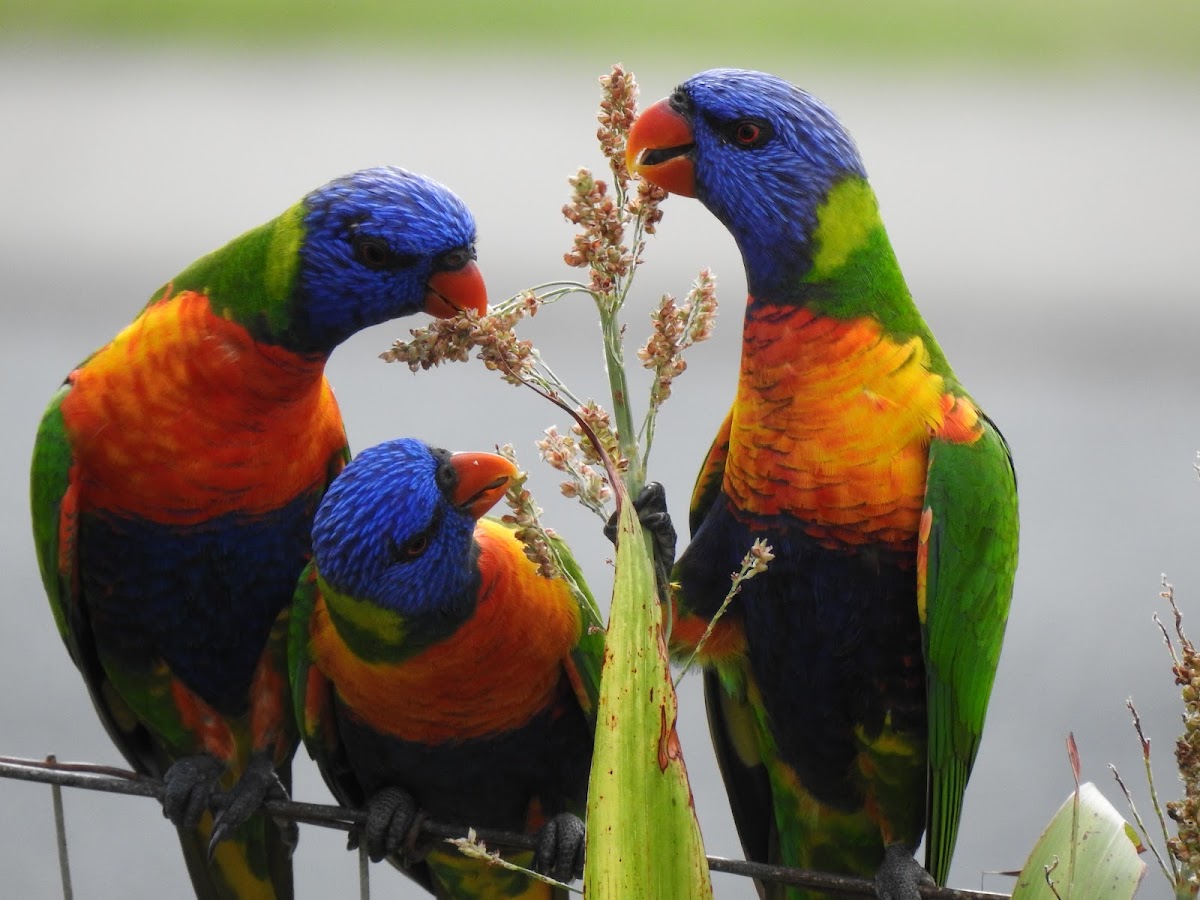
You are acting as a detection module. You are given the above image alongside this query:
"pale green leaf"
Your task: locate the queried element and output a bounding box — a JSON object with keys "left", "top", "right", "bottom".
{"left": 583, "top": 503, "right": 712, "bottom": 899}
{"left": 1012, "top": 782, "right": 1146, "bottom": 899}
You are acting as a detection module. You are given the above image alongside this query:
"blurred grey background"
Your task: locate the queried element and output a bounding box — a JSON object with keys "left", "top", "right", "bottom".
{"left": 2, "top": 3, "right": 1199, "bottom": 897}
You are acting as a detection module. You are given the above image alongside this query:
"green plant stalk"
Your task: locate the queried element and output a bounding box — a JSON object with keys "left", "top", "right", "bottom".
{"left": 1140, "top": 745, "right": 1181, "bottom": 886}
{"left": 584, "top": 501, "right": 713, "bottom": 899}
{"left": 580, "top": 150, "right": 710, "bottom": 895}
{"left": 598, "top": 307, "right": 645, "bottom": 494}
{"left": 1109, "top": 762, "right": 1174, "bottom": 889}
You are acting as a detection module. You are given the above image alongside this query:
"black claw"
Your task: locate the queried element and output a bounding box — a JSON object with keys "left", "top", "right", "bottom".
{"left": 874, "top": 844, "right": 934, "bottom": 900}
{"left": 275, "top": 817, "right": 300, "bottom": 857}
{"left": 361, "top": 787, "right": 422, "bottom": 864}
{"left": 206, "top": 752, "right": 289, "bottom": 859}
{"left": 533, "top": 812, "right": 586, "bottom": 883}
{"left": 162, "top": 754, "right": 224, "bottom": 829}
{"left": 605, "top": 483, "right": 677, "bottom": 595}
{"left": 602, "top": 513, "right": 618, "bottom": 546}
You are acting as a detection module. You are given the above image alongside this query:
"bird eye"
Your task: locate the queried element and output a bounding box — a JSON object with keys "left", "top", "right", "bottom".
{"left": 735, "top": 122, "right": 760, "bottom": 144}
{"left": 352, "top": 234, "right": 420, "bottom": 271}
{"left": 353, "top": 235, "right": 392, "bottom": 269}
{"left": 732, "top": 118, "right": 771, "bottom": 148}
{"left": 401, "top": 535, "right": 428, "bottom": 557}
{"left": 388, "top": 532, "right": 429, "bottom": 564}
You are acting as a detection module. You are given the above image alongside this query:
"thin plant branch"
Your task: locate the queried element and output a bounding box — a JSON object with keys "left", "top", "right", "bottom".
{"left": 673, "top": 539, "right": 774, "bottom": 688}
{"left": 1120, "top": 700, "right": 1177, "bottom": 882}
{"left": 448, "top": 829, "right": 581, "bottom": 895}
{"left": 1109, "top": 762, "right": 1171, "bottom": 885}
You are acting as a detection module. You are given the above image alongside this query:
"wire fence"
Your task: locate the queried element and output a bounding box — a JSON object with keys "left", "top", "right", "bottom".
{"left": 0, "top": 754, "right": 1012, "bottom": 899}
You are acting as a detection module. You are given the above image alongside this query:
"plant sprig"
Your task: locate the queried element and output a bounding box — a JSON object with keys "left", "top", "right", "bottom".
{"left": 673, "top": 538, "right": 774, "bottom": 686}
{"left": 381, "top": 64, "right": 713, "bottom": 516}
{"left": 1110, "top": 575, "right": 1200, "bottom": 899}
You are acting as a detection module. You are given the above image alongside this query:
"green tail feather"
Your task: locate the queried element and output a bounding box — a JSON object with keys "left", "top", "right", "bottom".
{"left": 176, "top": 811, "right": 293, "bottom": 900}
{"left": 426, "top": 847, "right": 565, "bottom": 900}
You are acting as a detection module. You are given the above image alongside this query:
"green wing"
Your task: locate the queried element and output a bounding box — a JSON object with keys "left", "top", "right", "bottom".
{"left": 920, "top": 412, "right": 1018, "bottom": 883}
{"left": 31, "top": 384, "right": 167, "bottom": 772}
{"left": 546, "top": 530, "right": 606, "bottom": 725}
{"left": 287, "top": 562, "right": 349, "bottom": 799}
{"left": 31, "top": 385, "right": 76, "bottom": 649}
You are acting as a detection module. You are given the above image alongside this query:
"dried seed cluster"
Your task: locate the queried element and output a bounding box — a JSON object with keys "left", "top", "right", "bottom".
{"left": 381, "top": 299, "right": 537, "bottom": 388}
{"left": 1164, "top": 579, "right": 1200, "bottom": 881}
{"left": 537, "top": 425, "right": 613, "bottom": 518}
{"left": 563, "top": 65, "right": 665, "bottom": 299}
{"left": 639, "top": 269, "right": 718, "bottom": 404}
{"left": 496, "top": 443, "right": 561, "bottom": 580}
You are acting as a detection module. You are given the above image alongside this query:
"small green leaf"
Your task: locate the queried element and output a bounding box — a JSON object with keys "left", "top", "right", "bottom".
{"left": 1122, "top": 821, "right": 1146, "bottom": 854}
{"left": 1012, "top": 782, "right": 1146, "bottom": 899}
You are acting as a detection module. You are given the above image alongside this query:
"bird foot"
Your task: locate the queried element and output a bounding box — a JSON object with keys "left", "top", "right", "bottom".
{"left": 874, "top": 844, "right": 934, "bottom": 900}
{"left": 604, "top": 482, "right": 677, "bottom": 591}
{"left": 162, "top": 754, "right": 225, "bottom": 829}
{"left": 352, "top": 786, "right": 425, "bottom": 864}
{"left": 206, "top": 751, "right": 293, "bottom": 858}
{"left": 533, "top": 812, "right": 586, "bottom": 883}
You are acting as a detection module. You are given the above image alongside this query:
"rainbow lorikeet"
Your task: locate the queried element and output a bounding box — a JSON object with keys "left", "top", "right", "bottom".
{"left": 627, "top": 69, "right": 1019, "bottom": 898}
{"left": 290, "top": 438, "right": 604, "bottom": 899}
{"left": 30, "top": 167, "right": 487, "bottom": 900}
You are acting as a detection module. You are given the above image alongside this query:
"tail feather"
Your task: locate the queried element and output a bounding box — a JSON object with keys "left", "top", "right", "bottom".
{"left": 177, "top": 811, "right": 293, "bottom": 900}
{"left": 427, "top": 847, "right": 561, "bottom": 899}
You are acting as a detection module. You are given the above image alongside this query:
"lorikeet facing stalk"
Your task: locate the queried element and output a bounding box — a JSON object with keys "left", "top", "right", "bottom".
{"left": 290, "top": 438, "right": 604, "bottom": 899}
{"left": 30, "top": 167, "right": 487, "bottom": 900}
{"left": 627, "top": 69, "right": 1018, "bottom": 898}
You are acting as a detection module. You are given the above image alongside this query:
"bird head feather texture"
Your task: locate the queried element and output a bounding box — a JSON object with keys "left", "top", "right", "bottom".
{"left": 630, "top": 69, "right": 865, "bottom": 302}
{"left": 162, "top": 167, "right": 484, "bottom": 354}
{"left": 311, "top": 438, "right": 513, "bottom": 620}
{"left": 629, "top": 68, "right": 956, "bottom": 377}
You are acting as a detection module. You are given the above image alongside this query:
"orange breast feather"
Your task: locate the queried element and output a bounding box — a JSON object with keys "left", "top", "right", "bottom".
{"left": 311, "top": 519, "right": 582, "bottom": 744}
{"left": 724, "top": 306, "right": 981, "bottom": 552}
{"left": 61, "top": 291, "right": 345, "bottom": 523}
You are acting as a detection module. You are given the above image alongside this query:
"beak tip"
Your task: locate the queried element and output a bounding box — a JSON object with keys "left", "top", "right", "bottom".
{"left": 625, "top": 97, "right": 697, "bottom": 198}
{"left": 425, "top": 260, "right": 488, "bottom": 319}
{"left": 625, "top": 140, "right": 645, "bottom": 176}
{"left": 448, "top": 451, "right": 518, "bottom": 519}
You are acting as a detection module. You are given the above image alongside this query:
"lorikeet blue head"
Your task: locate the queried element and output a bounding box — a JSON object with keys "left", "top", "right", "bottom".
{"left": 297, "top": 167, "right": 486, "bottom": 351}
{"left": 627, "top": 68, "right": 866, "bottom": 300}
{"left": 311, "top": 438, "right": 516, "bottom": 617}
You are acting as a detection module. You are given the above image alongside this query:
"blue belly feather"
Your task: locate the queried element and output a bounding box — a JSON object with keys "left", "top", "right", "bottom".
{"left": 79, "top": 488, "right": 322, "bottom": 715}
{"left": 678, "top": 494, "right": 926, "bottom": 811}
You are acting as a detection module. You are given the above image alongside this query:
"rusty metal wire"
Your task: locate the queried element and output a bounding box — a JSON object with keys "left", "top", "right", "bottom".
{"left": 0, "top": 754, "right": 1011, "bottom": 899}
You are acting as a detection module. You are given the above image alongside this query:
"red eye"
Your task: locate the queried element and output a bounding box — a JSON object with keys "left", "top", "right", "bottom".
{"left": 735, "top": 122, "right": 761, "bottom": 145}
{"left": 388, "top": 532, "right": 430, "bottom": 565}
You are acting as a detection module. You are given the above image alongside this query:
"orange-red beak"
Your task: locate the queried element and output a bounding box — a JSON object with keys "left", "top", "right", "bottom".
{"left": 448, "top": 451, "right": 517, "bottom": 519}
{"left": 425, "top": 259, "right": 488, "bottom": 319}
{"left": 626, "top": 98, "right": 697, "bottom": 197}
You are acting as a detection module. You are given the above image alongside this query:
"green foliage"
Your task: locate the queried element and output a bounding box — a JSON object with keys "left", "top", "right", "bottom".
{"left": 3, "top": 0, "right": 1197, "bottom": 70}
{"left": 583, "top": 501, "right": 712, "bottom": 899}
{"left": 1012, "top": 782, "right": 1145, "bottom": 899}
